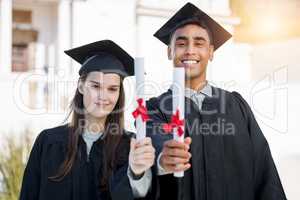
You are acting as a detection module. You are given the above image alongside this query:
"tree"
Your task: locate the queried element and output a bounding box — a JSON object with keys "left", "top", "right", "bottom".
{"left": 0, "top": 129, "right": 33, "bottom": 200}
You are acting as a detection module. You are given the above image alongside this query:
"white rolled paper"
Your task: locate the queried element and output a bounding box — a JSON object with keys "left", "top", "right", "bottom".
{"left": 134, "top": 58, "right": 146, "bottom": 141}
{"left": 172, "top": 67, "right": 185, "bottom": 177}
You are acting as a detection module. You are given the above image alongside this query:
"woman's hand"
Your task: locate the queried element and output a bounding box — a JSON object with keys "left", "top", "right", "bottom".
{"left": 129, "top": 137, "right": 155, "bottom": 176}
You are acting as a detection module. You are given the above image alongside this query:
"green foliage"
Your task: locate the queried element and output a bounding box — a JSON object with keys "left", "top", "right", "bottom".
{"left": 0, "top": 129, "right": 33, "bottom": 200}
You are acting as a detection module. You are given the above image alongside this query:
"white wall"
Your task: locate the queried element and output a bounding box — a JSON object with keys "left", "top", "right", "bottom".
{"left": 0, "top": 2, "right": 60, "bottom": 135}
{"left": 251, "top": 38, "right": 300, "bottom": 82}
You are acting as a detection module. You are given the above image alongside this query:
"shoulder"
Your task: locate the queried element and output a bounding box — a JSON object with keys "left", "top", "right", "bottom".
{"left": 146, "top": 90, "right": 171, "bottom": 109}
{"left": 211, "top": 86, "right": 234, "bottom": 100}
{"left": 212, "top": 86, "right": 248, "bottom": 106}
{"left": 28, "top": 124, "right": 70, "bottom": 161}
{"left": 210, "top": 86, "right": 252, "bottom": 119}
{"left": 229, "top": 90, "right": 252, "bottom": 120}
{"left": 36, "top": 124, "right": 70, "bottom": 146}
{"left": 146, "top": 90, "right": 172, "bottom": 122}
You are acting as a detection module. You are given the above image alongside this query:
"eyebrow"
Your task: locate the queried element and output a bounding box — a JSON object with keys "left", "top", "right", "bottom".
{"left": 175, "top": 36, "right": 207, "bottom": 42}
{"left": 89, "top": 80, "right": 120, "bottom": 87}
{"left": 193, "top": 36, "right": 207, "bottom": 42}
{"left": 175, "top": 36, "right": 188, "bottom": 41}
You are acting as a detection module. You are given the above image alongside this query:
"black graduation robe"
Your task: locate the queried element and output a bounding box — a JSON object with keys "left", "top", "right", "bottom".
{"left": 145, "top": 86, "right": 287, "bottom": 200}
{"left": 19, "top": 124, "right": 135, "bottom": 200}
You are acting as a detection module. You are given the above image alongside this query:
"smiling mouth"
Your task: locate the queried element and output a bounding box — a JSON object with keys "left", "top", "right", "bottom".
{"left": 95, "top": 102, "right": 109, "bottom": 106}
{"left": 181, "top": 60, "right": 200, "bottom": 65}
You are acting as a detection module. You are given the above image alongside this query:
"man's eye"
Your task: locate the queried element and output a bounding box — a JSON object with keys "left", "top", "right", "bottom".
{"left": 195, "top": 42, "right": 205, "bottom": 46}
{"left": 176, "top": 42, "right": 185, "bottom": 46}
{"left": 92, "top": 85, "right": 99, "bottom": 88}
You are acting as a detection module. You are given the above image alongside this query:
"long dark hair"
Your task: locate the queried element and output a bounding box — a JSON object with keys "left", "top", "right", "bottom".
{"left": 49, "top": 72, "right": 125, "bottom": 190}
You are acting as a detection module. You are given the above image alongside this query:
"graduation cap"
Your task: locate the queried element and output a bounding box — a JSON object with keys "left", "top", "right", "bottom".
{"left": 64, "top": 40, "right": 134, "bottom": 77}
{"left": 154, "top": 2, "right": 232, "bottom": 51}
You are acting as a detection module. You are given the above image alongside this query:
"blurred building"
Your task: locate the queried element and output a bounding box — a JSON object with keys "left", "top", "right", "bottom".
{"left": 0, "top": 0, "right": 242, "bottom": 133}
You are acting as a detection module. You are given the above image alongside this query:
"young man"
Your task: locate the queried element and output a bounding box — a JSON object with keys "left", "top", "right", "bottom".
{"left": 146, "top": 2, "right": 287, "bottom": 200}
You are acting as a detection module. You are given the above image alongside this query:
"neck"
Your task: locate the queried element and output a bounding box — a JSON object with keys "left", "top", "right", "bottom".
{"left": 84, "top": 114, "right": 106, "bottom": 134}
{"left": 185, "top": 74, "right": 207, "bottom": 91}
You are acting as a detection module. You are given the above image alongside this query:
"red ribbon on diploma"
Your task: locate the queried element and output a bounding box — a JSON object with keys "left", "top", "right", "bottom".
{"left": 162, "top": 109, "right": 184, "bottom": 137}
{"left": 132, "top": 98, "right": 149, "bottom": 122}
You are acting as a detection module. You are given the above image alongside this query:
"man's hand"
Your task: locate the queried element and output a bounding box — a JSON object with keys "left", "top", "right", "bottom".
{"left": 129, "top": 137, "right": 155, "bottom": 176}
{"left": 159, "top": 137, "right": 192, "bottom": 173}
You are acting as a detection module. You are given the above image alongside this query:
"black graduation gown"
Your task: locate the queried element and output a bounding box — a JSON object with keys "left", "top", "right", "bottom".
{"left": 19, "top": 125, "right": 135, "bottom": 200}
{"left": 145, "top": 86, "right": 287, "bottom": 200}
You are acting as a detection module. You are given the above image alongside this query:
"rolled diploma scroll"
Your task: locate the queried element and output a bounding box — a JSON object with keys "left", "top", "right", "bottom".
{"left": 173, "top": 67, "right": 185, "bottom": 177}
{"left": 135, "top": 58, "right": 146, "bottom": 141}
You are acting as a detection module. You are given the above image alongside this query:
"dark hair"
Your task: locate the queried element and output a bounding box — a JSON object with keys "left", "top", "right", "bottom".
{"left": 169, "top": 20, "right": 213, "bottom": 46}
{"left": 49, "top": 72, "right": 125, "bottom": 191}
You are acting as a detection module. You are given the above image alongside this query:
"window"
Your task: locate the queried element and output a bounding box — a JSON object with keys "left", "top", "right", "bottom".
{"left": 12, "top": 44, "right": 29, "bottom": 72}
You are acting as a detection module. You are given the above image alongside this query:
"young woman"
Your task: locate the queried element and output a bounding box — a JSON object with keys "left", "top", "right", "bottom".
{"left": 19, "top": 40, "right": 155, "bottom": 200}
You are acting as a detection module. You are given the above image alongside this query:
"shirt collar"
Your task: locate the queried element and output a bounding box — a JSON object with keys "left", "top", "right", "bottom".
{"left": 83, "top": 131, "right": 103, "bottom": 140}
{"left": 170, "top": 82, "right": 213, "bottom": 98}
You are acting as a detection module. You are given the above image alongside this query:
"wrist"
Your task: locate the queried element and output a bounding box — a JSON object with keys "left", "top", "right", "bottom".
{"left": 129, "top": 167, "right": 145, "bottom": 180}
{"left": 158, "top": 152, "right": 166, "bottom": 170}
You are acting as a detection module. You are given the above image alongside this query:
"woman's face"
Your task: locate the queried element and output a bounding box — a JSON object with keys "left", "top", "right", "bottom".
{"left": 79, "top": 71, "right": 121, "bottom": 121}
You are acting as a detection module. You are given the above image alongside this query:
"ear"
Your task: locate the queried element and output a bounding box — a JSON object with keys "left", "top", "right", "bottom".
{"left": 78, "top": 80, "right": 84, "bottom": 94}
{"left": 167, "top": 46, "right": 172, "bottom": 60}
{"left": 209, "top": 45, "right": 214, "bottom": 61}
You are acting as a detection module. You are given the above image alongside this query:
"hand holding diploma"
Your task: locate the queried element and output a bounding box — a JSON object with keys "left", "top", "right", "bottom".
{"left": 159, "top": 137, "right": 192, "bottom": 173}
{"left": 130, "top": 58, "right": 154, "bottom": 177}
{"left": 129, "top": 137, "right": 155, "bottom": 176}
{"left": 160, "top": 68, "right": 191, "bottom": 177}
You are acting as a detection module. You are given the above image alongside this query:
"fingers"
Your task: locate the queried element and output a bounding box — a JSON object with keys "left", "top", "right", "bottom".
{"left": 164, "top": 139, "right": 186, "bottom": 149}
{"left": 161, "top": 154, "right": 191, "bottom": 165}
{"left": 160, "top": 138, "right": 192, "bottom": 173}
{"left": 161, "top": 163, "right": 191, "bottom": 172}
{"left": 133, "top": 145, "right": 155, "bottom": 156}
{"left": 135, "top": 137, "right": 152, "bottom": 148}
{"left": 132, "top": 137, "right": 155, "bottom": 154}
{"left": 164, "top": 138, "right": 191, "bottom": 151}
{"left": 160, "top": 154, "right": 191, "bottom": 172}
{"left": 134, "top": 152, "right": 155, "bottom": 159}
{"left": 162, "top": 139, "right": 191, "bottom": 160}
{"left": 130, "top": 138, "right": 136, "bottom": 152}
{"left": 162, "top": 147, "right": 191, "bottom": 159}
{"left": 174, "top": 163, "right": 191, "bottom": 172}
{"left": 160, "top": 149, "right": 191, "bottom": 172}
{"left": 184, "top": 137, "right": 192, "bottom": 146}
{"left": 130, "top": 137, "right": 155, "bottom": 167}
{"left": 131, "top": 153, "right": 155, "bottom": 165}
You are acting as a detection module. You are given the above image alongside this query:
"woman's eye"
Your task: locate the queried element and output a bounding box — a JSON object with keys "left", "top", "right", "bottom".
{"left": 108, "top": 88, "right": 118, "bottom": 92}
{"left": 92, "top": 84, "right": 99, "bottom": 88}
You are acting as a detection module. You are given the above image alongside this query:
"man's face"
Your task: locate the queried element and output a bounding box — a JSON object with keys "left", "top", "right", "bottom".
{"left": 168, "top": 24, "right": 214, "bottom": 80}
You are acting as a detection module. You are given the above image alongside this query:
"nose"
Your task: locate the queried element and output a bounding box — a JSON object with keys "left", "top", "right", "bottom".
{"left": 185, "top": 43, "right": 196, "bottom": 55}
{"left": 97, "top": 89, "right": 108, "bottom": 101}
